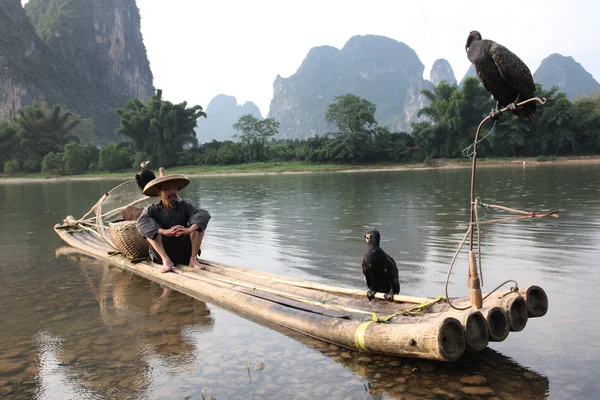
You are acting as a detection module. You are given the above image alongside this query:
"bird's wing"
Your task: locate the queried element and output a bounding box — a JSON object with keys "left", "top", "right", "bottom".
{"left": 384, "top": 253, "right": 399, "bottom": 279}
{"left": 490, "top": 43, "right": 536, "bottom": 101}
{"left": 385, "top": 253, "right": 400, "bottom": 294}
{"left": 362, "top": 253, "right": 373, "bottom": 289}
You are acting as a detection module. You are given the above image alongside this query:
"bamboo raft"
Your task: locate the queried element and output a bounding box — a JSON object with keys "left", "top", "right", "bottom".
{"left": 53, "top": 99, "right": 554, "bottom": 362}
{"left": 53, "top": 217, "right": 548, "bottom": 362}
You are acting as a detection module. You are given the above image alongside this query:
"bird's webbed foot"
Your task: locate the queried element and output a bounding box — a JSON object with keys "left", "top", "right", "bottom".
{"left": 383, "top": 291, "right": 395, "bottom": 302}
{"left": 508, "top": 95, "right": 521, "bottom": 113}
{"left": 489, "top": 108, "right": 502, "bottom": 120}
{"left": 366, "top": 290, "right": 376, "bottom": 302}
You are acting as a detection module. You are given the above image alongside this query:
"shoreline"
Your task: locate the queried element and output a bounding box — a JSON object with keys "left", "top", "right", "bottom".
{"left": 2, "top": 156, "right": 600, "bottom": 184}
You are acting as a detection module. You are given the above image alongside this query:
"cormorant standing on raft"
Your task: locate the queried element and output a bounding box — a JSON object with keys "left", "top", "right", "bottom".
{"left": 362, "top": 229, "right": 400, "bottom": 302}
{"left": 465, "top": 30, "right": 537, "bottom": 125}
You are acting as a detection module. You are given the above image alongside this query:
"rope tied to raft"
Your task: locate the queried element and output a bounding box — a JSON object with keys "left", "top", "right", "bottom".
{"left": 353, "top": 296, "right": 446, "bottom": 352}
{"left": 373, "top": 296, "right": 448, "bottom": 322}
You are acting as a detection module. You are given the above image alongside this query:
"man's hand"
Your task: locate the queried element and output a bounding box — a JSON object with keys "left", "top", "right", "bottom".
{"left": 159, "top": 226, "right": 186, "bottom": 237}
{"left": 180, "top": 224, "right": 199, "bottom": 236}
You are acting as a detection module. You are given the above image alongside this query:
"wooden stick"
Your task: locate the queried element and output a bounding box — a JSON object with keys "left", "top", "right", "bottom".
{"left": 481, "top": 203, "right": 560, "bottom": 218}
{"left": 458, "top": 210, "right": 560, "bottom": 226}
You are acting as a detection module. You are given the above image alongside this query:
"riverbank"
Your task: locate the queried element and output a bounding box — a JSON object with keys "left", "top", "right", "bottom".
{"left": 2, "top": 156, "right": 600, "bottom": 184}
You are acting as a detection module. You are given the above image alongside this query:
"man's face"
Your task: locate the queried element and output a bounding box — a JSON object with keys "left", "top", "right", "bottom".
{"left": 159, "top": 182, "right": 178, "bottom": 205}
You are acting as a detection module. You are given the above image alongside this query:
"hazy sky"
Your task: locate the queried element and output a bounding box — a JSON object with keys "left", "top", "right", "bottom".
{"left": 22, "top": 0, "right": 600, "bottom": 117}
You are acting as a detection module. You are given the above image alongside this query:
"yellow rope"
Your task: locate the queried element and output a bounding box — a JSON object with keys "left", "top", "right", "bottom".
{"left": 354, "top": 320, "right": 376, "bottom": 352}
{"left": 352, "top": 296, "right": 447, "bottom": 352}
{"left": 373, "top": 296, "right": 447, "bottom": 322}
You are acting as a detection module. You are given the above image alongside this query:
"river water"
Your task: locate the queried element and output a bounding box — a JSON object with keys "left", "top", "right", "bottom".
{"left": 1, "top": 164, "right": 599, "bottom": 399}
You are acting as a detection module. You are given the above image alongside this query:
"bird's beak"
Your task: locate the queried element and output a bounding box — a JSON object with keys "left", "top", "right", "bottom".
{"left": 466, "top": 47, "right": 469, "bottom": 53}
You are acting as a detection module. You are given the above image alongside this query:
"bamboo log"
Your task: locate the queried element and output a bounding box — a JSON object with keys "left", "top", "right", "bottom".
{"left": 518, "top": 285, "right": 548, "bottom": 317}
{"left": 54, "top": 222, "right": 466, "bottom": 361}
{"left": 482, "top": 293, "right": 528, "bottom": 332}
{"left": 176, "top": 266, "right": 372, "bottom": 316}
{"left": 186, "top": 263, "right": 423, "bottom": 317}
{"left": 446, "top": 310, "right": 488, "bottom": 351}
{"left": 204, "top": 261, "right": 432, "bottom": 304}
{"left": 480, "top": 306, "right": 510, "bottom": 342}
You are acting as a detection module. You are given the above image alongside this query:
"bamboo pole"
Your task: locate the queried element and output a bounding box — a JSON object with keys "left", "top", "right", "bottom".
{"left": 54, "top": 222, "right": 466, "bottom": 361}
{"left": 465, "top": 97, "right": 547, "bottom": 309}
{"left": 445, "top": 310, "right": 488, "bottom": 351}
{"left": 204, "top": 260, "right": 433, "bottom": 304}
{"left": 468, "top": 251, "right": 482, "bottom": 310}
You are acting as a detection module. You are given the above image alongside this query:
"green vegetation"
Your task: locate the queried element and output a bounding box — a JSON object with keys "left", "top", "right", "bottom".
{"left": 1, "top": 81, "right": 600, "bottom": 178}
{"left": 2, "top": 103, "right": 79, "bottom": 172}
{"left": 412, "top": 78, "right": 600, "bottom": 159}
{"left": 232, "top": 114, "right": 279, "bottom": 162}
{"left": 115, "top": 89, "right": 206, "bottom": 168}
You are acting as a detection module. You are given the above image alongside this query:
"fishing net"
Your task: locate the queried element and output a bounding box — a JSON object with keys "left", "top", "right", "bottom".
{"left": 77, "top": 180, "right": 153, "bottom": 258}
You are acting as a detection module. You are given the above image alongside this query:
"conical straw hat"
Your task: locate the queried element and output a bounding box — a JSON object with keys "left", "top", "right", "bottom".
{"left": 142, "top": 167, "right": 190, "bottom": 197}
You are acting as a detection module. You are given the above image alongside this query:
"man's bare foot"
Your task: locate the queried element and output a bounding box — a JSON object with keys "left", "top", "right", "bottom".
{"left": 190, "top": 257, "right": 205, "bottom": 270}
{"left": 161, "top": 260, "right": 174, "bottom": 273}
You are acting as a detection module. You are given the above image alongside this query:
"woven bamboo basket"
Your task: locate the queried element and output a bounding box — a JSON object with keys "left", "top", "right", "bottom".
{"left": 108, "top": 220, "right": 149, "bottom": 259}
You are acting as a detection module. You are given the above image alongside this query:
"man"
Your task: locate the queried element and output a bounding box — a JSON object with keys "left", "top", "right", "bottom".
{"left": 136, "top": 168, "right": 211, "bottom": 273}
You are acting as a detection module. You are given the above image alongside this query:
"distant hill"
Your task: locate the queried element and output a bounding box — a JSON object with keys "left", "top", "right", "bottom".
{"left": 267, "top": 35, "right": 430, "bottom": 139}
{"left": 459, "top": 65, "right": 478, "bottom": 86}
{"left": 534, "top": 53, "right": 600, "bottom": 100}
{"left": 195, "top": 94, "right": 263, "bottom": 143}
{"left": 0, "top": 0, "right": 154, "bottom": 145}
{"left": 430, "top": 59, "right": 456, "bottom": 86}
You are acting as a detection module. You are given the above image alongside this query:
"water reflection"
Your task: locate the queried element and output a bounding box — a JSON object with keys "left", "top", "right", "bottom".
{"left": 15, "top": 248, "right": 214, "bottom": 399}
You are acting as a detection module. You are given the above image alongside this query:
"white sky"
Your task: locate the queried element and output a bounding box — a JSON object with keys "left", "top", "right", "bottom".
{"left": 23, "top": 0, "right": 600, "bottom": 117}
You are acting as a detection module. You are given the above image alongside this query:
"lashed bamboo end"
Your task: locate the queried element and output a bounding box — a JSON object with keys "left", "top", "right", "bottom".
{"left": 438, "top": 317, "right": 465, "bottom": 361}
{"left": 521, "top": 285, "right": 548, "bottom": 317}
{"left": 483, "top": 306, "right": 510, "bottom": 342}
{"left": 507, "top": 296, "right": 528, "bottom": 332}
{"left": 464, "top": 311, "right": 489, "bottom": 351}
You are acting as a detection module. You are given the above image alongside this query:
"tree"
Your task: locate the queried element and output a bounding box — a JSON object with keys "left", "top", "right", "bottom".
{"left": 99, "top": 143, "right": 132, "bottom": 172}
{"left": 232, "top": 114, "right": 279, "bottom": 162}
{"left": 42, "top": 152, "right": 65, "bottom": 175}
{"left": 324, "top": 94, "right": 379, "bottom": 162}
{"left": 4, "top": 160, "right": 21, "bottom": 175}
{"left": 0, "top": 121, "right": 19, "bottom": 172}
{"left": 115, "top": 89, "right": 207, "bottom": 168}
{"left": 326, "top": 94, "right": 376, "bottom": 133}
{"left": 62, "top": 142, "right": 88, "bottom": 175}
{"left": 12, "top": 103, "right": 79, "bottom": 172}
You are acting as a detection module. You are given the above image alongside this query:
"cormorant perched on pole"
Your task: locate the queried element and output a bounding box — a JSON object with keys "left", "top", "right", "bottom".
{"left": 465, "top": 30, "right": 537, "bottom": 123}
